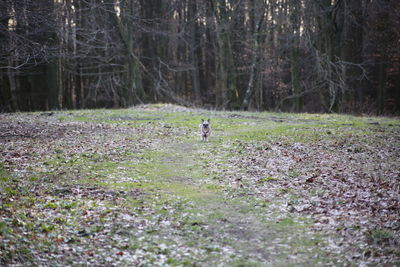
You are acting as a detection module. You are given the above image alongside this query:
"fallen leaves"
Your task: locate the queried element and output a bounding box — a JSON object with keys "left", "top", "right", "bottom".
{"left": 1, "top": 110, "right": 399, "bottom": 266}
{"left": 226, "top": 126, "right": 400, "bottom": 264}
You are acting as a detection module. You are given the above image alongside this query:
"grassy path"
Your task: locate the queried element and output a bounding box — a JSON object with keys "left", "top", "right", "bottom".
{"left": 126, "top": 137, "right": 334, "bottom": 266}
{"left": 1, "top": 105, "right": 399, "bottom": 266}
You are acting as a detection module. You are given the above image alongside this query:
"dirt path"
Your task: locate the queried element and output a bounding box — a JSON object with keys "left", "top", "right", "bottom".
{"left": 142, "top": 139, "right": 332, "bottom": 266}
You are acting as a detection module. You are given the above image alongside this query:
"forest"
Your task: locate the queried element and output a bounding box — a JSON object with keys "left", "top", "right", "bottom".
{"left": 1, "top": 0, "right": 399, "bottom": 113}
{"left": 1, "top": 1, "right": 400, "bottom": 265}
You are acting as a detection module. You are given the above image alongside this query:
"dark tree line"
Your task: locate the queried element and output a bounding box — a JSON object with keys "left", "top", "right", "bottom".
{"left": 1, "top": 0, "right": 399, "bottom": 113}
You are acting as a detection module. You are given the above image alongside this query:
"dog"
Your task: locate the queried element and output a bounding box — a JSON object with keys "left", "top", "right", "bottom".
{"left": 199, "top": 119, "right": 211, "bottom": 142}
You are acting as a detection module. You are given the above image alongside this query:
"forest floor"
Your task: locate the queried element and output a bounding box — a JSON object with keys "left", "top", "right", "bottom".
{"left": 1, "top": 104, "right": 399, "bottom": 266}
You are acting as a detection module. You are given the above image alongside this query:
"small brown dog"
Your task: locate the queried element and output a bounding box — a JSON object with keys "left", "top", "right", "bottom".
{"left": 199, "top": 119, "right": 211, "bottom": 142}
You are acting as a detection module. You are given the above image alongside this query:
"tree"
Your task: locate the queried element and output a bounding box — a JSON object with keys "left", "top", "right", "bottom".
{"left": 0, "top": 0, "right": 399, "bottom": 114}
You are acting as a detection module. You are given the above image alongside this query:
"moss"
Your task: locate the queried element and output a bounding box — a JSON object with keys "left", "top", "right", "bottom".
{"left": 0, "top": 163, "right": 9, "bottom": 182}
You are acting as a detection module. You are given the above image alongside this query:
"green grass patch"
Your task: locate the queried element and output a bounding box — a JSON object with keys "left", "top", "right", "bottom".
{"left": 2, "top": 106, "right": 398, "bottom": 266}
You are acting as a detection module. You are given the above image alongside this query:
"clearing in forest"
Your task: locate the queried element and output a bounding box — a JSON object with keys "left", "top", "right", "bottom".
{"left": 1, "top": 104, "right": 399, "bottom": 266}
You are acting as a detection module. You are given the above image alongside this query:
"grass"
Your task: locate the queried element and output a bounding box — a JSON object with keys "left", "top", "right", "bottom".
{"left": 0, "top": 104, "right": 399, "bottom": 266}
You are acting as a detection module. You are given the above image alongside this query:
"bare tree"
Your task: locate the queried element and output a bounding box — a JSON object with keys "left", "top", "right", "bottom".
{"left": 0, "top": 0, "right": 399, "bottom": 114}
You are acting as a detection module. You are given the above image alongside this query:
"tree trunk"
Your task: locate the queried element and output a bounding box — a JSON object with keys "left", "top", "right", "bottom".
{"left": 188, "top": 0, "right": 202, "bottom": 105}
{"left": 290, "top": 0, "right": 302, "bottom": 112}
{"left": 241, "top": 0, "right": 264, "bottom": 110}
{"left": 112, "top": 0, "right": 143, "bottom": 105}
{"left": 7, "top": 60, "right": 19, "bottom": 111}
{"left": 209, "top": 0, "right": 235, "bottom": 109}
{"left": 340, "top": 0, "right": 364, "bottom": 111}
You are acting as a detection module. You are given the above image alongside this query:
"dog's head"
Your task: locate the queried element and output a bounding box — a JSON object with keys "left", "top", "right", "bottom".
{"left": 201, "top": 119, "right": 210, "bottom": 129}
